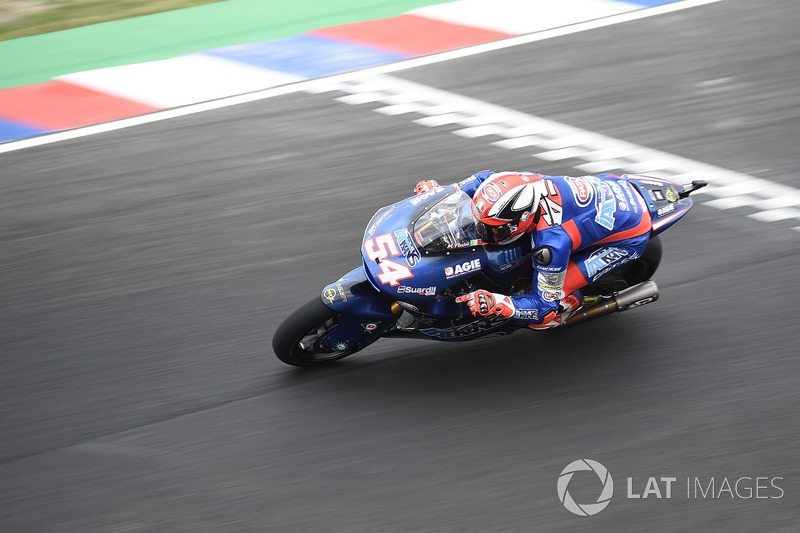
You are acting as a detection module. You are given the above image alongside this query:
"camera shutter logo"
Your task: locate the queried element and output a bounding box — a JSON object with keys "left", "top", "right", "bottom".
{"left": 557, "top": 459, "right": 614, "bottom": 516}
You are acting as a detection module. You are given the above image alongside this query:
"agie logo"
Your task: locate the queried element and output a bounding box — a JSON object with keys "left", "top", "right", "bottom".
{"left": 444, "top": 259, "right": 481, "bottom": 279}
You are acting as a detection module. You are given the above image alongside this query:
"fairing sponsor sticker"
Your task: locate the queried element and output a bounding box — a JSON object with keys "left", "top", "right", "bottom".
{"left": 444, "top": 258, "right": 481, "bottom": 279}
{"left": 394, "top": 228, "right": 421, "bottom": 267}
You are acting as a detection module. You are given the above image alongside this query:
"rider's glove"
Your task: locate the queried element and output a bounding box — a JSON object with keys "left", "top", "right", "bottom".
{"left": 414, "top": 180, "right": 439, "bottom": 194}
{"left": 456, "top": 290, "right": 516, "bottom": 318}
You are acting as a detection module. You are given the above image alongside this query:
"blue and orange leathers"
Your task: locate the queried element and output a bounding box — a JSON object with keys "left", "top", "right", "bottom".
{"left": 458, "top": 171, "right": 652, "bottom": 324}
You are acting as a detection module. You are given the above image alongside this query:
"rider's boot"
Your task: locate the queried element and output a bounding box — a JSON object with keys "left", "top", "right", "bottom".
{"left": 529, "top": 291, "right": 583, "bottom": 330}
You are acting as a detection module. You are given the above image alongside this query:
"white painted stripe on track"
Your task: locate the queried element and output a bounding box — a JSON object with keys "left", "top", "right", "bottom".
{"left": 307, "top": 73, "right": 800, "bottom": 227}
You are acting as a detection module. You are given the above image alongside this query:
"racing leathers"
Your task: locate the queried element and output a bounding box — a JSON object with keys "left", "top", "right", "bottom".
{"left": 454, "top": 170, "right": 652, "bottom": 329}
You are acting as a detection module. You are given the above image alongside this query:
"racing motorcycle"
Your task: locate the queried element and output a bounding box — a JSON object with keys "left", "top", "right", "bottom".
{"left": 272, "top": 175, "right": 706, "bottom": 366}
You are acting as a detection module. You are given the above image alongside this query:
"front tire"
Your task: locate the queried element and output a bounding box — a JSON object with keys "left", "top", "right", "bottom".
{"left": 272, "top": 297, "right": 358, "bottom": 367}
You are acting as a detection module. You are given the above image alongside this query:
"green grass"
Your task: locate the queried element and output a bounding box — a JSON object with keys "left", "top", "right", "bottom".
{"left": 0, "top": 0, "right": 224, "bottom": 41}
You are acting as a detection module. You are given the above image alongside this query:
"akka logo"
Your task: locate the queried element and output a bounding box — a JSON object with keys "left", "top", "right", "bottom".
{"left": 557, "top": 459, "right": 614, "bottom": 517}
{"left": 594, "top": 182, "right": 617, "bottom": 230}
{"left": 444, "top": 259, "right": 481, "bottom": 279}
{"left": 394, "top": 229, "right": 420, "bottom": 267}
{"left": 483, "top": 183, "right": 502, "bottom": 203}
{"left": 567, "top": 177, "right": 594, "bottom": 207}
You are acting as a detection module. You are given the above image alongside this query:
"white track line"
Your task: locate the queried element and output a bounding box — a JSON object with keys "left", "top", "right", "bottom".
{"left": 306, "top": 74, "right": 800, "bottom": 228}
{"left": 8, "top": 0, "right": 794, "bottom": 230}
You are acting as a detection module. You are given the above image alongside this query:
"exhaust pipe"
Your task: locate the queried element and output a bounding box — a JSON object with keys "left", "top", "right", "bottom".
{"left": 564, "top": 280, "right": 659, "bottom": 327}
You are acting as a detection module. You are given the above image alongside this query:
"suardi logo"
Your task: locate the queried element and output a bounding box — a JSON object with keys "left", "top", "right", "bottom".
{"left": 397, "top": 285, "right": 436, "bottom": 296}
{"left": 557, "top": 459, "right": 614, "bottom": 516}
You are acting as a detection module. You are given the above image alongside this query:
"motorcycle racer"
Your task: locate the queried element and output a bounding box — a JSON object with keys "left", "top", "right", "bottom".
{"left": 414, "top": 170, "right": 652, "bottom": 329}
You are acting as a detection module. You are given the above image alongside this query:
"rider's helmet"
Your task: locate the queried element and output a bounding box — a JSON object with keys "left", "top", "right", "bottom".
{"left": 471, "top": 172, "right": 544, "bottom": 244}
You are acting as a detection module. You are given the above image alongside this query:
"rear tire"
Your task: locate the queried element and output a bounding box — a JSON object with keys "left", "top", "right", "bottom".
{"left": 272, "top": 298, "right": 358, "bottom": 367}
{"left": 621, "top": 234, "right": 662, "bottom": 286}
{"left": 582, "top": 235, "right": 662, "bottom": 296}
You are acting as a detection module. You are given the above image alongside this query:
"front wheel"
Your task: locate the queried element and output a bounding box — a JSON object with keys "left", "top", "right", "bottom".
{"left": 272, "top": 297, "right": 359, "bottom": 367}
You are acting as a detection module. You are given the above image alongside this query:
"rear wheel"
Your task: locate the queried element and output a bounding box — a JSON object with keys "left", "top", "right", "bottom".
{"left": 272, "top": 298, "right": 358, "bottom": 367}
{"left": 582, "top": 235, "right": 662, "bottom": 296}
{"left": 622, "top": 234, "right": 662, "bottom": 286}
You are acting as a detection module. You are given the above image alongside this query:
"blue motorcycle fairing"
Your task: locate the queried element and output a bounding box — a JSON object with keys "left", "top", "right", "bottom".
{"left": 318, "top": 264, "right": 528, "bottom": 347}
{"left": 319, "top": 267, "right": 399, "bottom": 353}
{"left": 625, "top": 175, "right": 696, "bottom": 236}
{"left": 303, "top": 174, "right": 699, "bottom": 352}
{"left": 361, "top": 186, "right": 465, "bottom": 304}
{"left": 482, "top": 235, "right": 533, "bottom": 286}
{"left": 335, "top": 187, "right": 541, "bottom": 342}
{"left": 360, "top": 186, "right": 535, "bottom": 306}
{"left": 416, "top": 315, "right": 517, "bottom": 341}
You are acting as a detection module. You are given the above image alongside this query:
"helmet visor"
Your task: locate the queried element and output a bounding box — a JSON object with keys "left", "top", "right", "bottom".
{"left": 477, "top": 221, "right": 515, "bottom": 244}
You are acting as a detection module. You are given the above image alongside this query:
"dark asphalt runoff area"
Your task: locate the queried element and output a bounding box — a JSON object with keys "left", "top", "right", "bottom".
{"left": 1, "top": 0, "right": 799, "bottom": 531}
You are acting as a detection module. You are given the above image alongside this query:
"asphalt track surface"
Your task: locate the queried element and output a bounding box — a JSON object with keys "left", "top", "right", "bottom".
{"left": 2, "top": 0, "right": 799, "bottom": 531}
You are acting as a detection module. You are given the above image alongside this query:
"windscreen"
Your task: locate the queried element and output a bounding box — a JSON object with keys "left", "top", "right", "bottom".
{"left": 412, "top": 191, "right": 479, "bottom": 252}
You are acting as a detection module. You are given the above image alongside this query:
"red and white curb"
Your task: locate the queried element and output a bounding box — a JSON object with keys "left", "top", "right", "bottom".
{"left": 0, "top": 0, "right": 713, "bottom": 141}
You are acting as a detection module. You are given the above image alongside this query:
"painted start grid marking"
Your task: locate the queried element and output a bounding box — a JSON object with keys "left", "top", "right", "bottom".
{"left": 2, "top": 0, "right": 797, "bottom": 233}
{"left": 305, "top": 74, "right": 800, "bottom": 233}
